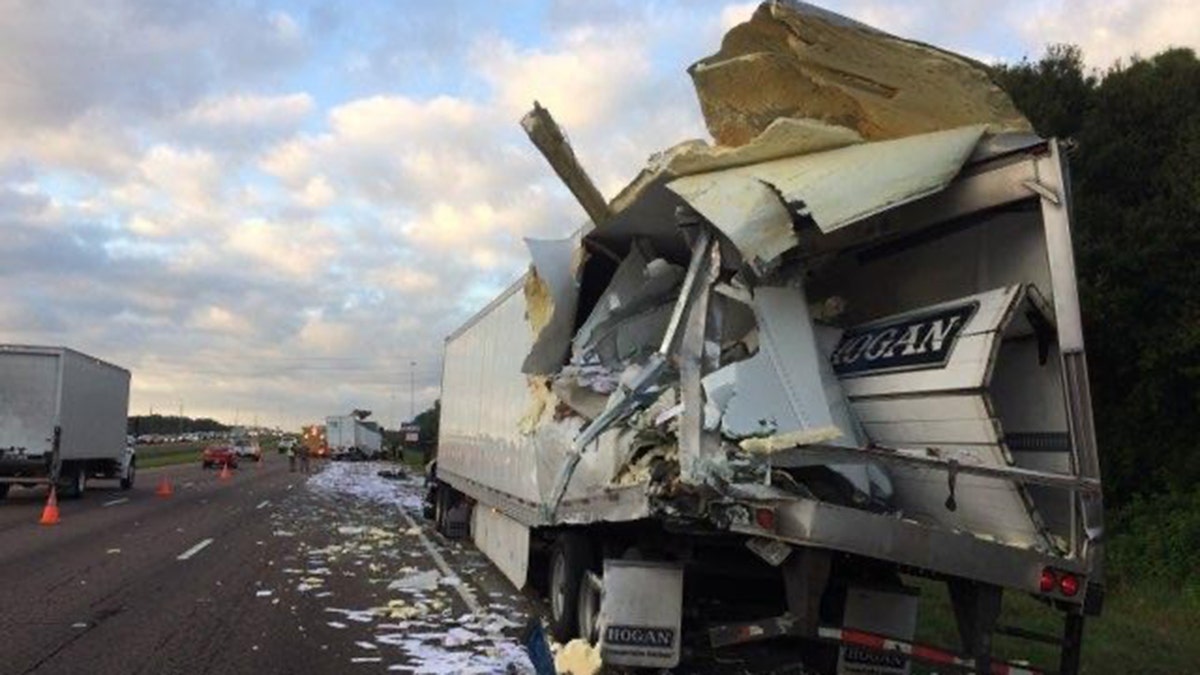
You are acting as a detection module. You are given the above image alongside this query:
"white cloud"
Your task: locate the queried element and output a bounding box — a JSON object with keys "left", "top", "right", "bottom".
{"left": 182, "top": 92, "right": 314, "bottom": 129}
{"left": 1015, "top": 0, "right": 1200, "bottom": 69}
{"left": 1, "top": 0, "right": 1193, "bottom": 429}
{"left": 719, "top": 2, "right": 759, "bottom": 32}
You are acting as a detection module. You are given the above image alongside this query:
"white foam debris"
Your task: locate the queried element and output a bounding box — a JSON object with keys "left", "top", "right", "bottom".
{"left": 355, "top": 641, "right": 378, "bottom": 650}
{"left": 106, "top": 548, "right": 121, "bottom": 554}
{"left": 307, "top": 461, "right": 425, "bottom": 511}
{"left": 273, "top": 530, "right": 296, "bottom": 537}
{"left": 256, "top": 590, "right": 273, "bottom": 597}
{"left": 351, "top": 657, "right": 382, "bottom": 663}
{"left": 72, "top": 622, "right": 88, "bottom": 629}
{"left": 388, "top": 570, "right": 441, "bottom": 592}
{"left": 338, "top": 526, "right": 366, "bottom": 535}
{"left": 377, "top": 637, "right": 535, "bottom": 674}
{"left": 327, "top": 621, "right": 348, "bottom": 629}
{"left": 326, "top": 607, "right": 378, "bottom": 623}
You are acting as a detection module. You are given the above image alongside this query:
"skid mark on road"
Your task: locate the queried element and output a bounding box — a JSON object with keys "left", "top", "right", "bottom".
{"left": 177, "top": 538, "right": 214, "bottom": 561}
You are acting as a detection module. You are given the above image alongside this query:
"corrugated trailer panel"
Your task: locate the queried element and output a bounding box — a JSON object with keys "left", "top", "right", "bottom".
{"left": 57, "top": 349, "right": 130, "bottom": 462}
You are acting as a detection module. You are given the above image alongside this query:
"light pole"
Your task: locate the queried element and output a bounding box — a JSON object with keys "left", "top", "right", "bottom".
{"left": 409, "top": 360, "right": 416, "bottom": 420}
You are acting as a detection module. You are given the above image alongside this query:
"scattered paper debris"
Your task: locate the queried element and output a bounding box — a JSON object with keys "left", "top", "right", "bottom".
{"left": 388, "top": 570, "right": 440, "bottom": 592}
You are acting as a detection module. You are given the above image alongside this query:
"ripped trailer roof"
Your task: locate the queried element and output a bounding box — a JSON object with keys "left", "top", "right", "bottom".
{"left": 585, "top": 127, "right": 1044, "bottom": 270}
{"left": 582, "top": 0, "right": 1036, "bottom": 267}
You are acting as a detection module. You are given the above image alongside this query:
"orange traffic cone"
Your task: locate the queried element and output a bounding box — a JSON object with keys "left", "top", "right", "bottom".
{"left": 156, "top": 474, "right": 173, "bottom": 497}
{"left": 40, "top": 486, "right": 61, "bottom": 525}
{"left": 219, "top": 461, "right": 232, "bottom": 480}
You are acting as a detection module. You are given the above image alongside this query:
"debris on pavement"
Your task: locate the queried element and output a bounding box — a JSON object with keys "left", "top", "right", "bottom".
{"left": 553, "top": 639, "right": 602, "bottom": 675}
{"left": 257, "top": 461, "right": 538, "bottom": 672}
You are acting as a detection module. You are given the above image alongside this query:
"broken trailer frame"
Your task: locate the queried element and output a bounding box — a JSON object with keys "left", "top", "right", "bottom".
{"left": 435, "top": 133, "right": 1103, "bottom": 674}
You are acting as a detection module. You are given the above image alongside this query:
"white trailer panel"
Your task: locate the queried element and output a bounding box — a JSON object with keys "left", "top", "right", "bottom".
{"left": 0, "top": 346, "right": 129, "bottom": 462}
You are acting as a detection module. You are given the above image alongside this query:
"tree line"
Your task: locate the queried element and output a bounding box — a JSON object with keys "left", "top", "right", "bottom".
{"left": 992, "top": 45, "right": 1200, "bottom": 509}
{"left": 128, "top": 414, "right": 230, "bottom": 436}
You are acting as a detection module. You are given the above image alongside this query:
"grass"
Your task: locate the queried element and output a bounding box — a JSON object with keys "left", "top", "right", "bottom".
{"left": 136, "top": 441, "right": 207, "bottom": 469}
{"left": 908, "top": 577, "right": 1200, "bottom": 674}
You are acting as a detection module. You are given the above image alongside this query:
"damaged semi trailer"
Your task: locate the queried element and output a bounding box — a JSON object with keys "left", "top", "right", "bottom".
{"left": 431, "top": 3, "right": 1103, "bottom": 673}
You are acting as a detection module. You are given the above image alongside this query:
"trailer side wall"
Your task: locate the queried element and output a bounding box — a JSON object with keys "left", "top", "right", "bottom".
{"left": 58, "top": 349, "right": 130, "bottom": 462}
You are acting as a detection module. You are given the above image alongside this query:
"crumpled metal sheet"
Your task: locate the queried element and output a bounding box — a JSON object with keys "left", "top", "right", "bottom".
{"left": 572, "top": 243, "right": 684, "bottom": 362}
{"left": 667, "top": 125, "right": 987, "bottom": 266}
{"left": 522, "top": 236, "right": 582, "bottom": 375}
{"left": 703, "top": 285, "right": 860, "bottom": 445}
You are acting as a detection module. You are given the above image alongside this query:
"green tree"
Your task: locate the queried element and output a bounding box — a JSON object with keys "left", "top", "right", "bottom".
{"left": 996, "top": 46, "right": 1200, "bottom": 505}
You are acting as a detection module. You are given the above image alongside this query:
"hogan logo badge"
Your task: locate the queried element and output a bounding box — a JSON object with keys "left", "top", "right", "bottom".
{"left": 831, "top": 302, "right": 978, "bottom": 377}
{"left": 604, "top": 625, "right": 676, "bottom": 649}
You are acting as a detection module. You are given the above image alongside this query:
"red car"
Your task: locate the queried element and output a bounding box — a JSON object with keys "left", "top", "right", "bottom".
{"left": 201, "top": 445, "right": 239, "bottom": 469}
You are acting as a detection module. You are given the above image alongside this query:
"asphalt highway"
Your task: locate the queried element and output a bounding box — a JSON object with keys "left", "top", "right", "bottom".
{"left": 0, "top": 454, "right": 536, "bottom": 675}
{"left": 0, "top": 454, "right": 822, "bottom": 675}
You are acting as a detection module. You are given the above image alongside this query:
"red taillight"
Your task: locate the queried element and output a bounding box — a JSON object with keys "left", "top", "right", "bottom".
{"left": 1059, "top": 573, "right": 1080, "bottom": 597}
{"left": 755, "top": 508, "right": 776, "bottom": 531}
{"left": 1039, "top": 568, "right": 1057, "bottom": 593}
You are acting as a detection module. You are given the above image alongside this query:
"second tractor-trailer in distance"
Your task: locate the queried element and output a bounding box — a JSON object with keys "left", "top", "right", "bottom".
{"left": 0, "top": 345, "right": 134, "bottom": 499}
{"left": 325, "top": 415, "right": 383, "bottom": 461}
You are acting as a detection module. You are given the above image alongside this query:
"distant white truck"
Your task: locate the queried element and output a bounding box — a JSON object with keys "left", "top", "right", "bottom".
{"left": 0, "top": 346, "right": 134, "bottom": 499}
{"left": 325, "top": 415, "right": 383, "bottom": 461}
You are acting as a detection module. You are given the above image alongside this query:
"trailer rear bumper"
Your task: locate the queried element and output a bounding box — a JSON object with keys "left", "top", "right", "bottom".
{"left": 748, "top": 496, "right": 1091, "bottom": 604}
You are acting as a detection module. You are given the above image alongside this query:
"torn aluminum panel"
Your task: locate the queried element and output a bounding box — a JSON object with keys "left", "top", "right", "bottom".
{"left": 522, "top": 236, "right": 582, "bottom": 375}
{"left": 689, "top": 1, "right": 1031, "bottom": 147}
{"left": 704, "top": 285, "right": 861, "bottom": 446}
{"left": 669, "top": 125, "right": 987, "bottom": 268}
{"left": 702, "top": 285, "right": 892, "bottom": 506}
{"left": 573, "top": 243, "right": 685, "bottom": 359}
{"left": 587, "top": 119, "right": 865, "bottom": 264}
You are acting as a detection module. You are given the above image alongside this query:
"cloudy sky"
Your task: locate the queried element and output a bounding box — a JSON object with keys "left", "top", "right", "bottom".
{"left": 2, "top": 0, "right": 1195, "bottom": 430}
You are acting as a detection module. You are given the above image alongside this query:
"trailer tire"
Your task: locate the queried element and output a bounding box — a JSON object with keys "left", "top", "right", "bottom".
{"left": 578, "top": 570, "right": 602, "bottom": 644}
{"left": 120, "top": 459, "right": 136, "bottom": 490}
{"left": 548, "top": 533, "right": 593, "bottom": 642}
{"left": 434, "top": 483, "right": 454, "bottom": 534}
{"left": 61, "top": 465, "right": 86, "bottom": 500}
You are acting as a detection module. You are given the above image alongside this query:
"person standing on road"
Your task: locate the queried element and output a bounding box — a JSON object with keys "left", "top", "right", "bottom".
{"left": 287, "top": 443, "right": 297, "bottom": 472}
{"left": 298, "top": 443, "right": 310, "bottom": 475}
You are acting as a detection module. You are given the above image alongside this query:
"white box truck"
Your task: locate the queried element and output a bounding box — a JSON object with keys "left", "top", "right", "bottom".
{"left": 0, "top": 346, "right": 134, "bottom": 499}
{"left": 325, "top": 415, "right": 383, "bottom": 461}
{"left": 428, "top": 5, "right": 1104, "bottom": 674}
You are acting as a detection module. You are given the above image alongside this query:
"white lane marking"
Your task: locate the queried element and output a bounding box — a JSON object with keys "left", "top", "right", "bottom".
{"left": 255, "top": 500, "right": 270, "bottom": 510}
{"left": 395, "top": 508, "right": 483, "bottom": 615}
{"left": 102, "top": 497, "right": 129, "bottom": 507}
{"left": 176, "top": 538, "right": 214, "bottom": 561}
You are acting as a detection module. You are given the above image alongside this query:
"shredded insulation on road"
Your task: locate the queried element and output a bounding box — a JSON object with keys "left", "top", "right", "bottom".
{"left": 261, "top": 461, "right": 540, "bottom": 673}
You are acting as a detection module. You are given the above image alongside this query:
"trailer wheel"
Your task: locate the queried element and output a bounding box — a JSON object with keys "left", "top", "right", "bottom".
{"left": 578, "top": 570, "right": 602, "bottom": 643}
{"left": 61, "top": 465, "right": 86, "bottom": 500}
{"left": 120, "top": 459, "right": 136, "bottom": 490}
{"left": 434, "top": 483, "right": 451, "bottom": 533}
{"left": 548, "top": 533, "right": 593, "bottom": 642}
